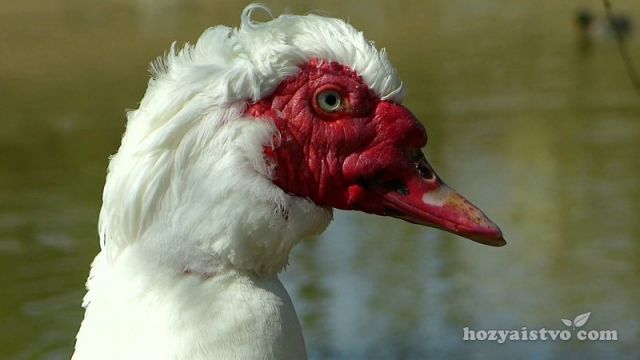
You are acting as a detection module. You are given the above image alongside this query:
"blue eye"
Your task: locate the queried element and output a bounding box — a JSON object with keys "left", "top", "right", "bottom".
{"left": 317, "top": 90, "right": 343, "bottom": 112}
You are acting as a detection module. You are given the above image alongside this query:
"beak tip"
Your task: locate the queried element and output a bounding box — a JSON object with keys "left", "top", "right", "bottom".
{"left": 492, "top": 236, "right": 507, "bottom": 247}
{"left": 477, "top": 233, "right": 506, "bottom": 247}
{"left": 461, "top": 227, "right": 506, "bottom": 247}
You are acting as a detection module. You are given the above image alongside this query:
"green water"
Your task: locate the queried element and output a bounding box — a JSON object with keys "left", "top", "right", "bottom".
{"left": 1, "top": 1, "right": 639, "bottom": 359}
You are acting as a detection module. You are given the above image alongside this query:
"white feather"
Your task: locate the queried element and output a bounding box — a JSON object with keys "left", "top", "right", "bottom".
{"left": 74, "top": 4, "right": 403, "bottom": 359}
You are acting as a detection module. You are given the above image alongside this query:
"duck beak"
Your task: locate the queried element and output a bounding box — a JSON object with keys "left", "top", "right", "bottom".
{"left": 365, "top": 150, "right": 506, "bottom": 246}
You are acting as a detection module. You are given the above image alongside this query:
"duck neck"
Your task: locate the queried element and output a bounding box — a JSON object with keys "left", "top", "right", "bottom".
{"left": 100, "top": 117, "right": 333, "bottom": 277}
{"left": 75, "top": 246, "right": 308, "bottom": 359}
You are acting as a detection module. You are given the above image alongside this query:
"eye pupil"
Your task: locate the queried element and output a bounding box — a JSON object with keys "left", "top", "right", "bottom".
{"left": 317, "top": 90, "right": 343, "bottom": 113}
{"left": 325, "top": 94, "right": 337, "bottom": 106}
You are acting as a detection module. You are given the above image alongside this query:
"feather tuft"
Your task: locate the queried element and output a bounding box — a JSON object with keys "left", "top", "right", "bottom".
{"left": 98, "top": 4, "right": 400, "bottom": 274}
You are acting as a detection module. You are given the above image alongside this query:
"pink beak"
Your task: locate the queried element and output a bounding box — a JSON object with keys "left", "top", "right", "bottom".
{"left": 361, "top": 151, "right": 505, "bottom": 246}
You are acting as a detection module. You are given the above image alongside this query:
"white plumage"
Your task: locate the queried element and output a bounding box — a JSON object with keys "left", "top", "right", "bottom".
{"left": 73, "top": 5, "right": 404, "bottom": 359}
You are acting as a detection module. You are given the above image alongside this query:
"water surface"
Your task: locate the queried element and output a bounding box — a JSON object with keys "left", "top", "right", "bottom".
{"left": 1, "top": 1, "right": 639, "bottom": 359}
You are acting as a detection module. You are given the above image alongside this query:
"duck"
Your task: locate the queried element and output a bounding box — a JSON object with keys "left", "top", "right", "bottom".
{"left": 575, "top": 8, "right": 633, "bottom": 41}
{"left": 72, "top": 5, "right": 504, "bottom": 360}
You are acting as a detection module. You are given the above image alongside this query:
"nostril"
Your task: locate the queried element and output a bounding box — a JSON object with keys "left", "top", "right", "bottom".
{"left": 411, "top": 150, "right": 436, "bottom": 180}
{"left": 416, "top": 160, "right": 435, "bottom": 180}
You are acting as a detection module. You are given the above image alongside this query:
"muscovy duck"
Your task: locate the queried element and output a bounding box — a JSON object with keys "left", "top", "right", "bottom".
{"left": 73, "top": 5, "right": 504, "bottom": 359}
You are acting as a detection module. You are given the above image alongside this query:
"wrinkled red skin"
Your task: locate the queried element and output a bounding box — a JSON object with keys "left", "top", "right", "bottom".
{"left": 246, "top": 60, "right": 427, "bottom": 213}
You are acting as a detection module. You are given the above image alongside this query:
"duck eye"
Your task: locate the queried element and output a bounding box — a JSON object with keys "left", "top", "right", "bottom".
{"left": 316, "top": 90, "right": 343, "bottom": 113}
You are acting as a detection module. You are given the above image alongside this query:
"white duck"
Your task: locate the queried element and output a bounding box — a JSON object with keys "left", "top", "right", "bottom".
{"left": 73, "top": 5, "right": 504, "bottom": 360}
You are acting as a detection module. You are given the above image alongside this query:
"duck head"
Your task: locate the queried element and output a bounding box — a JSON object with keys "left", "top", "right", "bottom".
{"left": 99, "top": 5, "right": 504, "bottom": 277}
{"left": 248, "top": 59, "right": 504, "bottom": 246}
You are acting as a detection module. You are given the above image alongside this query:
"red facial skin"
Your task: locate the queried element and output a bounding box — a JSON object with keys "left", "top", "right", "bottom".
{"left": 246, "top": 59, "right": 505, "bottom": 246}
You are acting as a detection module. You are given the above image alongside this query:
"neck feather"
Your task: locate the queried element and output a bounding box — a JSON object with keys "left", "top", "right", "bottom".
{"left": 100, "top": 103, "right": 331, "bottom": 277}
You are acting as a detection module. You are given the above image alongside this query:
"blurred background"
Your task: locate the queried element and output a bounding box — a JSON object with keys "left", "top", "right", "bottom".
{"left": 1, "top": 0, "right": 639, "bottom": 359}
